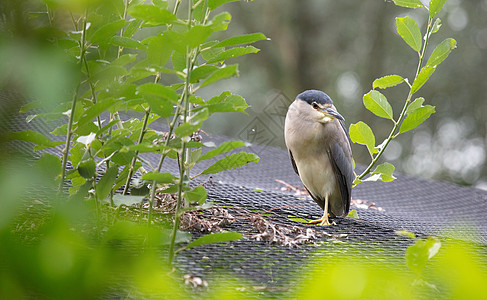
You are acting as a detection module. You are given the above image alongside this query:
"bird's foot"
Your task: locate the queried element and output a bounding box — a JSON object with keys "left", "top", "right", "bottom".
{"left": 308, "top": 215, "right": 335, "bottom": 226}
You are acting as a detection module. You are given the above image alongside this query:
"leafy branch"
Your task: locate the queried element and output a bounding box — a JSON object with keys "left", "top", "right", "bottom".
{"left": 11, "top": 0, "right": 266, "bottom": 265}
{"left": 351, "top": 0, "right": 456, "bottom": 186}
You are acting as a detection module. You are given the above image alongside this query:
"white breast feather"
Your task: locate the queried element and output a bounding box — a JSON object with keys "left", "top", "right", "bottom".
{"left": 296, "top": 153, "right": 336, "bottom": 200}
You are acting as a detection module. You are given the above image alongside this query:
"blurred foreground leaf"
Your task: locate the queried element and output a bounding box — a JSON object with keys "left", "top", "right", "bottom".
{"left": 186, "top": 232, "right": 242, "bottom": 249}
{"left": 406, "top": 236, "right": 441, "bottom": 275}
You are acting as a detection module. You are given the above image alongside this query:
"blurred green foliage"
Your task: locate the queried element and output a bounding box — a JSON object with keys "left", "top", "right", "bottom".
{"left": 1, "top": 0, "right": 486, "bottom": 299}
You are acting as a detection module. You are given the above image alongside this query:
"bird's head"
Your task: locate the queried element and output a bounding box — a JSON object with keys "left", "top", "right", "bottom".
{"left": 295, "top": 90, "right": 344, "bottom": 124}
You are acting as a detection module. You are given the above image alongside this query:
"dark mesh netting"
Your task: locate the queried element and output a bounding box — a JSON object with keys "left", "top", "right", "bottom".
{"left": 2, "top": 90, "right": 487, "bottom": 297}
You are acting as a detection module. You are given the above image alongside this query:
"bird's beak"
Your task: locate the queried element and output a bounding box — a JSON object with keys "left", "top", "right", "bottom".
{"left": 323, "top": 108, "right": 344, "bottom": 121}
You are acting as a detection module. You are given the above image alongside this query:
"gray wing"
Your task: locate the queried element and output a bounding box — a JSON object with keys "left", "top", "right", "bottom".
{"left": 328, "top": 119, "right": 354, "bottom": 215}
{"left": 338, "top": 118, "right": 352, "bottom": 144}
{"left": 289, "top": 150, "right": 299, "bottom": 175}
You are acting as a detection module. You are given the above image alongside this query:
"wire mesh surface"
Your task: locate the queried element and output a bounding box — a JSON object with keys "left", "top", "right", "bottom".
{"left": 2, "top": 90, "right": 487, "bottom": 296}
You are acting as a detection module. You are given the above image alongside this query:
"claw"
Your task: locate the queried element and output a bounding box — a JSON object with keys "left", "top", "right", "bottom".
{"left": 309, "top": 212, "right": 335, "bottom": 226}
{"left": 308, "top": 194, "right": 335, "bottom": 226}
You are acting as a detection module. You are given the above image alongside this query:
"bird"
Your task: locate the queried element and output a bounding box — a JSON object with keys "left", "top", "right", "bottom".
{"left": 284, "top": 90, "right": 354, "bottom": 226}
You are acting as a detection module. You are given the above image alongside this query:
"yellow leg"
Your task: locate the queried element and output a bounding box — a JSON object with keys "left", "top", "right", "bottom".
{"left": 308, "top": 194, "right": 333, "bottom": 226}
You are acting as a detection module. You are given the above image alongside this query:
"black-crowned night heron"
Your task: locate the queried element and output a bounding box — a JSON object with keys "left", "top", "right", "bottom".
{"left": 284, "top": 90, "right": 354, "bottom": 225}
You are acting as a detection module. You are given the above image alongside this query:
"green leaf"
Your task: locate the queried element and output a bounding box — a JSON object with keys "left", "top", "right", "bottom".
{"left": 347, "top": 210, "right": 359, "bottom": 219}
{"left": 123, "top": 19, "right": 143, "bottom": 38}
{"left": 152, "top": 0, "right": 168, "bottom": 9}
{"left": 406, "top": 237, "right": 441, "bottom": 275}
{"left": 186, "top": 232, "right": 243, "bottom": 249}
{"left": 138, "top": 83, "right": 179, "bottom": 102}
{"left": 186, "top": 25, "right": 215, "bottom": 49}
{"left": 206, "top": 46, "right": 260, "bottom": 64}
{"left": 75, "top": 98, "right": 116, "bottom": 129}
{"left": 96, "top": 166, "right": 119, "bottom": 200}
{"left": 189, "top": 148, "right": 202, "bottom": 166}
{"left": 406, "top": 97, "right": 425, "bottom": 115}
{"left": 78, "top": 159, "right": 96, "bottom": 179}
{"left": 110, "top": 36, "right": 146, "bottom": 50}
{"left": 129, "top": 183, "right": 150, "bottom": 196}
{"left": 392, "top": 0, "right": 424, "bottom": 8}
{"left": 193, "top": 0, "right": 207, "bottom": 21}
{"left": 372, "top": 162, "right": 396, "bottom": 182}
{"left": 200, "top": 64, "right": 238, "bottom": 88}
{"left": 214, "top": 33, "right": 268, "bottom": 48}
{"left": 399, "top": 105, "right": 435, "bottom": 133}
{"left": 111, "top": 194, "right": 145, "bottom": 207}
{"left": 395, "top": 230, "right": 416, "bottom": 239}
{"left": 190, "top": 65, "right": 218, "bottom": 83}
{"left": 411, "top": 66, "right": 436, "bottom": 94}
{"left": 207, "top": 12, "right": 231, "bottom": 32}
{"left": 201, "top": 42, "right": 225, "bottom": 62}
{"left": 6, "top": 130, "right": 63, "bottom": 150}
{"left": 349, "top": 121, "right": 376, "bottom": 155}
{"left": 138, "top": 83, "right": 178, "bottom": 118}
{"left": 120, "top": 143, "right": 168, "bottom": 153}
{"left": 128, "top": 4, "right": 177, "bottom": 26}
{"left": 160, "top": 25, "right": 215, "bottom": 53}
{"left": 204, "top": 94, "right": 248, "bottom": 114}
{"left": 173, "top": 108, "right": 209, "bottom": 137}
{"left": 112, "top": 54, "right": 137, "bottom": 66}
{"left": 426, "top": 38, "right": 457, "bottom": 67}
{"left": 174, "top": 123, "right": 200, "bottom": 137}
{"left": 70, "top": 143, "right": 84, "bottom": 168}
{"left": 90, "top": 19, "right": 126, "bottom": 46}
{"left": 431, "top": 18, "right": 442, "bottom": 33}
{"left": 372, "top": 75, "right": 405, "bottom": 89}
{"left": 141, "top": 172, "right": 176, "bottom": 183}
{"left": 184, "top": 186, "right": 207, "bottom": 205}
{"left": 92, "top": 65, "right": 128, "bottom": 85}
{"left": 429, "top": 0, "right": 447, "bottom": 18}
{"left": 363, "top": 90, "right": 394, "bottom": 120}
{"left": 188, "top": 107, "right": 209, "bottom": 125}
{"left": 201, "top": 152, "right": 260, "bottom": 175}
{"left": 35, "top": 153, "right": 62, "bottom": 182}
{"left": 171, "top": 51, "right": 186, "bottom": 72}
{"left": 145, "top": 35, "right": 172, "bottom": 66}
{"left": 208, "top": 0, "right": 239, "bottom": 11}
{"left": 396, "top": 16, "right": 422, "bottom": 52}
{"left": 161, "top": 229, "right": 192, "bottom": 245}
{"left": 198, "top": 141, "right": 248, "bottom": 162}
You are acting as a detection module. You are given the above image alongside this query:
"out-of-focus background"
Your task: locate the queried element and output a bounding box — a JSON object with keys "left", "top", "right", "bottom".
{"left": 198, "top": 0, "right": 487, "bottom": 190}
{"left": 1, "top": 0, "right": 486, "bottom": 189}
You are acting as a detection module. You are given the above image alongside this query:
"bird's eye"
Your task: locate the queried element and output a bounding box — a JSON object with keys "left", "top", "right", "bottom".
{"left": 312, "top": 103, "right": 319, "bottom": 109}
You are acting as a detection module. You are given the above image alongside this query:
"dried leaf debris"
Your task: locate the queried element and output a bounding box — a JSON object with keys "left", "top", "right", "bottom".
{"left": 140, "top": 190, "right": 344, "bottom": 247}
{"left": 249, "top": 214, "right": 326, "bottom": 247}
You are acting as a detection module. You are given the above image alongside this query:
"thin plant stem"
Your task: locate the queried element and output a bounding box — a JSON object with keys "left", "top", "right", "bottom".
{"left": 122, "top": 73, "right": 161, "bottom": 195}
{"left": 146, "top": 0, "right": 186, "bottom": 219}
{"left": 117, "top": 0, "right": 130, "bottom": 58}
{"left": 356, "top": 16, "right": 434, "bottom": 183}
{"left": 83, "top": 59, "right": 103, "bottom": 129}
{"left": 168, "top": 0, "right": 195, "bottom": 265}
{"left": 59, "top": 12, "right": 88, "bottom": 192}
{"left": 122, "top": 107, "right": 151, "bottom": 194}
{"left": 147, "top": 91, "right": 185, "bottom": 225}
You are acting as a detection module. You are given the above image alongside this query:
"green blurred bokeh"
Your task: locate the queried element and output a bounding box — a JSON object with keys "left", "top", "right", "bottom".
{"left": 1, "top": 1, "right": 487, "bottom": 299}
